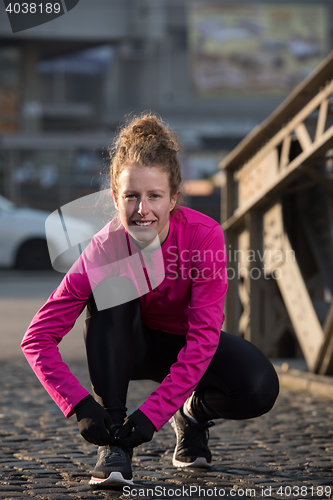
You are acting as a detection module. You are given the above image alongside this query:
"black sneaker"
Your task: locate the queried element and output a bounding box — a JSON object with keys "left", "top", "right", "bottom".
{"left": 89, "top": 445, "right": 134, "bottom": 488}
{"left": 170, "top": 407, "right": 214, "bottom": 467}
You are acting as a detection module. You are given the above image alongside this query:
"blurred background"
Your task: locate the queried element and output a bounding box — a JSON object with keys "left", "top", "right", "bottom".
{"left": 0, "top": 0, "right": 331, "bottom": 218}
{"left": 0, "top": 0, "right": 333, "bottom": 369}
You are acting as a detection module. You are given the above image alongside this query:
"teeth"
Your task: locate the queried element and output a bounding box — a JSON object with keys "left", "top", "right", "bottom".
{"left": 135, "top": 221, "right": 153, "bottom": 226}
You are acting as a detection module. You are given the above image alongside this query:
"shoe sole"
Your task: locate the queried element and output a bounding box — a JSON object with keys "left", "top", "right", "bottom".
{"left": 89, "top": 472, "right": 134, "bottom": 489}
{"left": 173, "top": 456, "right": 212, "bottom": 468}
{"left": 170, "top": 416, "right": 213, "bottom": 468}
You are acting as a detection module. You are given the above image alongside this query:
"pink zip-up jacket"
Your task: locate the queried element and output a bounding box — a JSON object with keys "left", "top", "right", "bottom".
{"left": 21, "top": 206, "right": 228, "bottom": 431}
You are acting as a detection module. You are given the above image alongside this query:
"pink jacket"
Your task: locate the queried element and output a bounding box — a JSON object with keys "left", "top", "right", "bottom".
{"left": 21, "top": 206, "right": 228, "bottom": 431}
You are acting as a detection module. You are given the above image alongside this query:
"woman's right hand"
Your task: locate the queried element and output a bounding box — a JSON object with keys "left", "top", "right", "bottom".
{"left": 74, "top": 395, "right": 116, "bottom": 446}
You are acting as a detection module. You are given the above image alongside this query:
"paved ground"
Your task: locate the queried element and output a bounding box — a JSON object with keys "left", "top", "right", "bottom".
{"left": 1, "top": 271, "right": 333, "bottom": 499}
{"left": 0, "top": 270, "right": 86, "bottom": 362}
{"left": 1, "top": 360, "right": 333, "bottom": 500}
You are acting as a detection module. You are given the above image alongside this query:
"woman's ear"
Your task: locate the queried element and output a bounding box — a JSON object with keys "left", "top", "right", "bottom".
{"left": 111, "top": 191, "right": 119, "bottom": 211}
{"left": 170, "top": 190, "right": 180, "bottom": 211}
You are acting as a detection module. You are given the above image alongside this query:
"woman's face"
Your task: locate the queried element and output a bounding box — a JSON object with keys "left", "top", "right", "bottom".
{"left": 113, "top": 165, "right": 179, "bottom": 245}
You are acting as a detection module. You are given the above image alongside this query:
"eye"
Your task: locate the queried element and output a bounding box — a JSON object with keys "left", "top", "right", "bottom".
{"left": 125, "top": 194, "right": 136, "bottom": 199}
{"left": 150, "top": 194, "right": 160, "bottom": 199}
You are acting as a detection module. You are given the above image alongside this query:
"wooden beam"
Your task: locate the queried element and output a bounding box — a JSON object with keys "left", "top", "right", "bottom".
{"left": 276, "top": 236, "right": 324, "bottom": 372}
{"left": 238, "top": 227, "right": 251, "bottom": 339}
{"left": 232, "top": 79, "right": 333, "bottom": 185}
{"left": 262, "top": 203, "right": 285, "bottom": 276}
{"left": 316, "top": 301, "right": 333, "bottom": 375}
{"left": 220, "top": 51, "right": 333, "bottom": 172}
{"left": 295, "top": 123, "right": 312, "bottom": 152}
{"left": 222, "top": 125, "right": 333, "bottom": 232}
{"left": 223, "top": 230, "right": 240, "bottom": 335}
{"left": 222, "top": 81, "right": 333, "bottom": 231}
{"left": 221, "top": 169, "right": 234, "bottom": 223}
{"left": 315, "top": 98, "right": 329, "bottom": 142}
{"left": 248, "top": 210, "right": 263, "bottom": 349}
{"left": 280, "top": 134, "right": 292, "bottom": 170}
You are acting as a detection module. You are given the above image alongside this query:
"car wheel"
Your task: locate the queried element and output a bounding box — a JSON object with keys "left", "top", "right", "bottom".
{"left": 16, "top": 239, "right": 53, "bottom": 270}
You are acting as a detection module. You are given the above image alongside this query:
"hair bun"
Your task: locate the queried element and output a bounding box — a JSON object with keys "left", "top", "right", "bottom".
{"left": 132, "top": 117, "right": 169, "bottom": 141}
{"left": 109, "top": 111, "right": 182, "bottom": 200}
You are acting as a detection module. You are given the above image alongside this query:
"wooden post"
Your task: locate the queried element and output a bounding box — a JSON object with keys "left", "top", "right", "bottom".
{"left": 238, "top": 227, "right": 250, "bottom": 339}
{"left": 316, "top": 302, "right": 333, "bottom": 375}
{"left": 220, "top": 59, "right": 333, "bottom": 367}
{"left": 224, "top": 229, "right": 240, "bottom": 336}
{"left": 263, "top": 203, "right": 325, "bottom": 371}
{"left": 248, "top": 210, "right": 263, "bottom": 349}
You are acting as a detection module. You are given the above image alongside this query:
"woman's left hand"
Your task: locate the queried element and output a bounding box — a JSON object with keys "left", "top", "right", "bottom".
{"left": 115, "top": 409, "right": 155, "bottom": 448}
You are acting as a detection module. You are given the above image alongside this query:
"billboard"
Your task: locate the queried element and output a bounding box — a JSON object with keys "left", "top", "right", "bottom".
{"left": 189, "top": 3, "right": 329, "bottom": 94}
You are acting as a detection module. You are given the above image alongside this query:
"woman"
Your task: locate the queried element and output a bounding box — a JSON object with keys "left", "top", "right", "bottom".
{"left": 21, "top": 113, "right": 279, "bottom": 489}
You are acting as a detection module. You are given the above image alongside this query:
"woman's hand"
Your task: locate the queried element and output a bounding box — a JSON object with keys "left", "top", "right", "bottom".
{"left": 115, "top": 409, "right": 155, "bottom": 448}
{"left": 74, "top": 395, "right": 117, "bottom": 446}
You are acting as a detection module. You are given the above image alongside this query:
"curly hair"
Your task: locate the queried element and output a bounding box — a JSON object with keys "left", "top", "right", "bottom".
{"left": 108, "top": 112, "right": 183, "bottom": 202}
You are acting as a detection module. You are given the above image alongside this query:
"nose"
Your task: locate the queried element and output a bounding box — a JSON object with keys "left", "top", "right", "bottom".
{"left": 138, "top": 198, "right": 149, "bottom": 217}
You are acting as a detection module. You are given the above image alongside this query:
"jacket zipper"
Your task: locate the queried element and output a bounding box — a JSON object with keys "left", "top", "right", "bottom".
{"left": 146, "top": 253, "right": 156, "bottom": 292}
{"left": 139, "top": 252, "right": 156, "bottom": 293}
{"left": 125, "top": 232, "right": 156, "bottom": 293}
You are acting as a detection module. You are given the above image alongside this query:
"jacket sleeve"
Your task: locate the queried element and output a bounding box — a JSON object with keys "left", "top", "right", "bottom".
{"left": 21, "top": 254, "right": 94, "bottom": 418}
{"left": 139, "top": 225, "right": 228, "bottom": 431}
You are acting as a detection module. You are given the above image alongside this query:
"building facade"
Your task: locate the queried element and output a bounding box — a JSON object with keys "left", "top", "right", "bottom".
{"left": 0, "top": 0, "right": 332, "bottom": 216}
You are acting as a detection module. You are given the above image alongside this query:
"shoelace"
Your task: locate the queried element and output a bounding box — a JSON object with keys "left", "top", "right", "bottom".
{"left": 184, "top": 420, "right": 215, "bottom": 443}
{"left": 100, "top": 446, "right": 126, "bottom": 464}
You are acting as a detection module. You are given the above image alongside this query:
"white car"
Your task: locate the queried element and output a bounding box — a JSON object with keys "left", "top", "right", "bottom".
{"left": 0, "top": 194, "right": 97, "bottom": 271}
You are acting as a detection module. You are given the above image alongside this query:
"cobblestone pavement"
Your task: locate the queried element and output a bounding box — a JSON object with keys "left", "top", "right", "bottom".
{"left": 1, "top": 360, "right": 333, "bottom": 500}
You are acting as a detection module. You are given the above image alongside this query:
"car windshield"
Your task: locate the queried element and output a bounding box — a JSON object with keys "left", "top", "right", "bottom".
{"left": 0, "top": 195, "right": 15, "bottom": 210}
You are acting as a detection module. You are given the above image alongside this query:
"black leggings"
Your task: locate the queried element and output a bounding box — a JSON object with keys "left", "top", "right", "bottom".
{"left": 84, "top": 294, "right": 279, "bottom": 427}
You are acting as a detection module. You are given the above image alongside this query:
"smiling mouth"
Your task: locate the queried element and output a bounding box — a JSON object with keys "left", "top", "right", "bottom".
{"left": 133, "top": 221, "right": 155, "bottom": 226}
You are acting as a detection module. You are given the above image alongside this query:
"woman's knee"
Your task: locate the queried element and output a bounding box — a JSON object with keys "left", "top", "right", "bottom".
{"left": 195, "top": 365, "right": 279, "bottom": 421}
{"left": 248, "top": 366, "right": 280, "bottom": 417}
